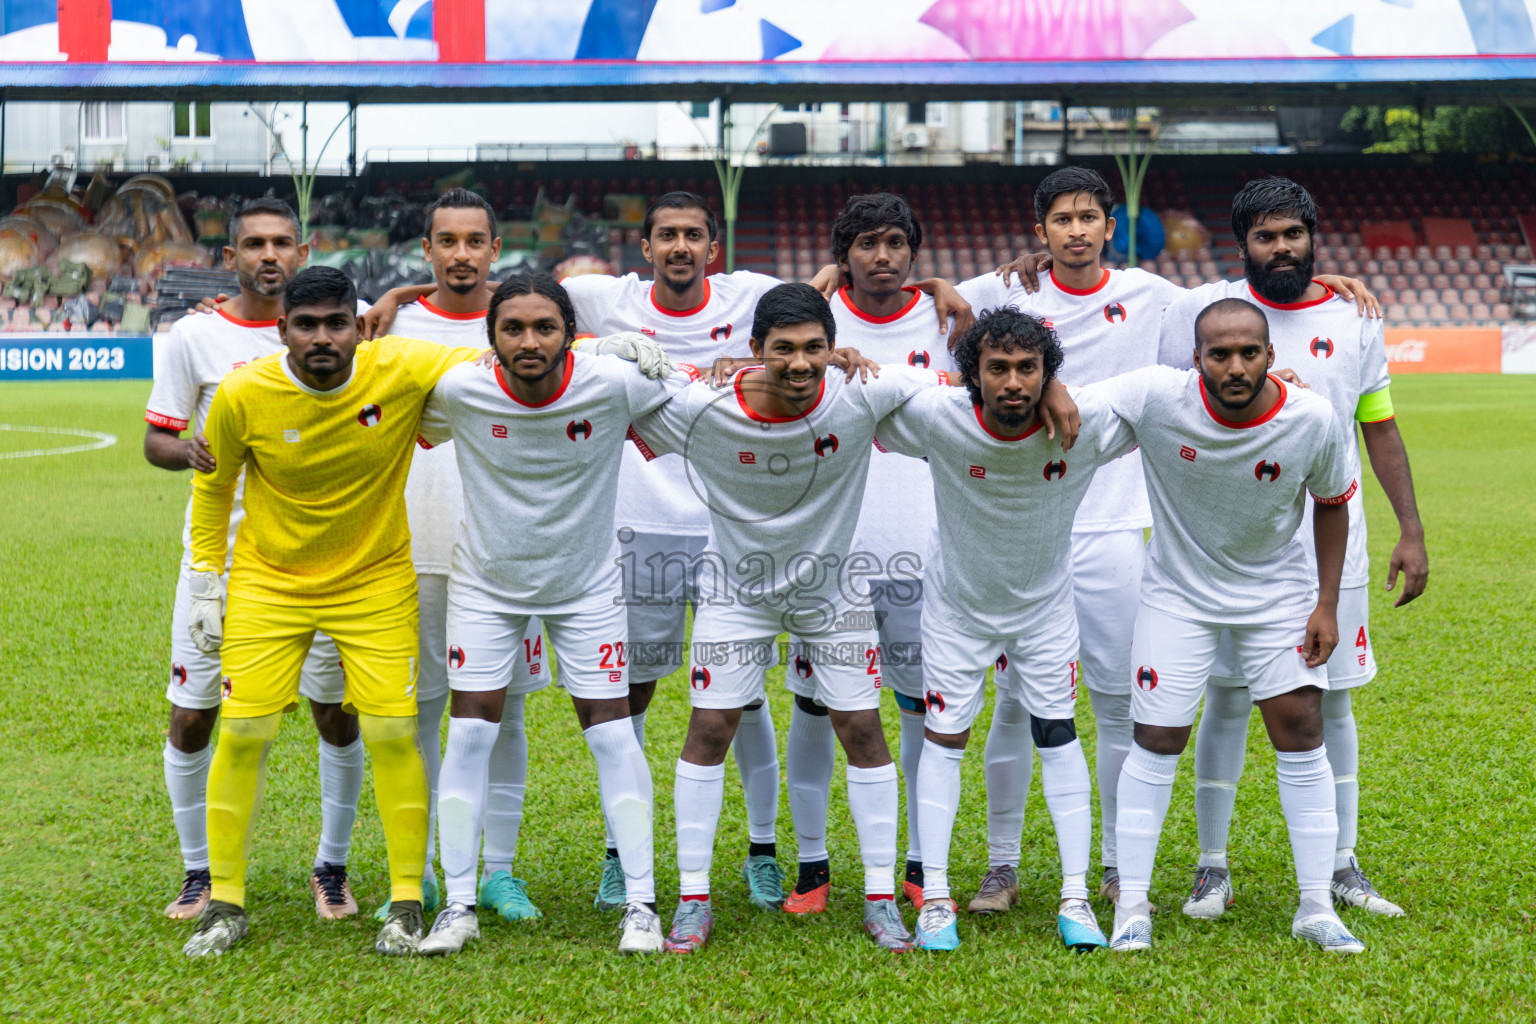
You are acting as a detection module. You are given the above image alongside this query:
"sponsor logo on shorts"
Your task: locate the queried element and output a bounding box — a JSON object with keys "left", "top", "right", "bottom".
{"left": 221, "top": 675, "right": 232, "bottom": 699}
{"left": 567, "top": 419, "right": 593, "bottom": 441}
{"left": 1043, "top": 460, "right": 1066, "bottom": 481}
{"left": 1180, "top": 445, "right": 1197, "bottom": 461}
{"left": 908, "top": 350, "right": 930, "bottom": 368}
{"left": 690, "top": 666, "right": 711, "bottom": 690}
{"left": 794, "top": 655, "right": 813, "bottom": 679}
{"left": 357, "top": 404, "right": 382, "bottom": 427}
{"left": 171, "top": 662, "right": 187, "bottom": 686}
{"left": 1135, "top": 665, "right": 1158, "bottom": 691}
{"left": 1254, "top": 460, "right": 1282, "bottom": 482}
{"left": 1310, "top": 336, "right": 1335, "bottom": 358}
{"left": 924, "top": 689, "right": 946, "bottom": 713}
{"left": 994, "top": 653, "right": 1007, "bottom": 672}
{"left": 1104, "top": 302, "right": 1127, "bottom": 324}
{"left": 711, "top": 323, "right": 733, "bottom": 341}
{"left": 449, "top": 645, "right": 465, "bottom": 670}
{"left": 813, "top": 434, "right": 839, "bottom": 457}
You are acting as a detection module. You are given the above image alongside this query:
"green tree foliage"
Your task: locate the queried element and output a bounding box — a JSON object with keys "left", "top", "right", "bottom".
{"left": 1340, "top": 105, "right": 1528, "bottom": 153}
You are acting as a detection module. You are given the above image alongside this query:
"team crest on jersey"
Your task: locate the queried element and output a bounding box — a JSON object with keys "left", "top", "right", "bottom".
{"left": 1104, "top": 302, "right": 1127, "bottom": 324}
{"left": 1254, "top": 460, "right": 1282, "bottom": 481}
{"left": 449, "top": 646, "right": 465, "bottom": 670}
{"left": 1135, "top": 666, "right": 1158, "bottom": 691}
{"left": 925, "top": 689, "right": 946, "bottom": 713}
{"left": 691, "top": 666, "right": 711, "bottom": 690}
{"left": 1043, "top": 460, "right": 1067, "bottom": 481}
{"left": 171, "top": 663, "right": 187, "bottom": 686}
{"left": 908, "top": 350, "right": 931, "bottom": 368}
{"left": 994, "top": 653, "right": 1008, "bottom": 672}
{"left": 711, "top": 324, "right": 733, "bottom": 341}
{"left": 1310, "top": 336, "right": 1335, "bottom": 358}
{"left": 813, "top": 434, "right": 839, "bottom": 457}
{"left": 567, "top": 419, "right": 593, "bottom": 441}
{"left": 221, "top": 675, "right": 232, "bottom": 699}
{"left": 794, "top": 655, "right": 813, "bottom": 679}
{"left": 357, "top": 404, "right": 382, "bottom": 427}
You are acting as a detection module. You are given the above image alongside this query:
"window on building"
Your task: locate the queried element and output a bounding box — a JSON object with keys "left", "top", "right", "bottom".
{"left": 174, "top": 102, "right": 213, "bottom": 140}
{"left": 907, "top": 102, "right": 927, "bottom": 123}
{"left": 689, "top": 101, "right": 711, "bottom": 118}
{"left": 82, "top": 102, "right": 125, "bottom": 142}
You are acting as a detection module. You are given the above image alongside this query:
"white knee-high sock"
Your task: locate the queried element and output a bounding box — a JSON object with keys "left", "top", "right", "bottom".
{"left": 1321, "top": 690, "right": 1359, "bottom": 870}
{"left": 1087, "top": 688, "right": 1132, "bottom": 868}
{"left": 982, "top": 697, "right": 1033, "bottom": 868}
{"left": 846, "top": 763, "right": 899, "bottom": 896}
{"left": 1275, "top": 745, "right": 1337, "bottom": 914}
{"left": 416, "top": 691, "right": 449, "bottom": 882}
{"left": 916, "top": 740, "right": 965, "bottom": 902}
{"left": 481, "top": 693, "right": 527, "bottom": 879}
{"left": 1193, "top": 685, "right": 1251, "bottom": 871}
{"left": 585, "top": 718, "right": 655, "bottom": 904}
{"left": 899, "top": 711, "right": 927, "bottom": 863}
{"left": 675, "top": 760, "right": 726, "bottom": 897}
{"left": 315, "top": 737, "right": 364, "bottom": 867}
{"left": 437, "top": 717, "right": 498, "bottom": 907}
{"left": 1039, "top": 738, "right": 1092, "bottom": 901}
{"left": 163, "top": 740, "right": 212, "bottom": 871}
{"left": 732, "top": 705, "right": 779, "bottom": 845}
{"left": 604, "top": 711, "right": 649, "bottom": 849}
{"left": 786, "top": 704, "right": 835, "bottom": 863}
{"left": 1114, "top": 743, "right": 1180, "bottom": 911}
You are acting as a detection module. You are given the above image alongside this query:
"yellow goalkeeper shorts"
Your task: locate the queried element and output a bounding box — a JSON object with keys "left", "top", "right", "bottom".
{"left": 219, "top": 585, "right": 420, "bottom": 719}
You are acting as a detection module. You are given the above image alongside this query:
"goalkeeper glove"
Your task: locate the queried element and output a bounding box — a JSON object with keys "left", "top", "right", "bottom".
{"left": 578, "top": 332, "right": 677, "bottom": 380}
{"left": 187, "top": 570, "right": 226, "bottom": 654}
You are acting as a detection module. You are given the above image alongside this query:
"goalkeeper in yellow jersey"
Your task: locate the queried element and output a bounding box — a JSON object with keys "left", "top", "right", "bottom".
{"left": 181, "top": 266, "right": 482, "bottom": 957}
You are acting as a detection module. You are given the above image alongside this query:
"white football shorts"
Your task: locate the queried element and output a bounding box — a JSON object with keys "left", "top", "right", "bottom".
{"left": 1208, "top": 584, "right": 1377, "bottom": 691}
{"left": 785, "top": 578, "right": 925, "bottom": 701}
{"left": 1129, "top": 603, "right": 1328, "bottom": 728}
{"left": 1069, "top": 529, "right": 1145, "bottom": 697}
{"left": 417, "top": 572, "right": 544, "bottom": 702}
{"left": 930, "top": 610, "right": 1080, "bottom": 734}
{"left": 446, "top": 580, "right": 620, "bottom": 701}
{"left": 166, "top": 554, "right": 344, "bottom": 710}
{"left": 617, "top": 530, "right": 708, "bottom": 684}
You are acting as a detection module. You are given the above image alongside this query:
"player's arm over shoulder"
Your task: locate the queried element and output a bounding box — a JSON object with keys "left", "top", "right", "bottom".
{"left": 387, "top": 334, "right": 484, "bottom": 392}
{"left": 873, "top": 385, "right": 947, "bottom": 458}
{"left": 1069, "top": 383, "right": 1140, "bottom": 463}
{"left": 1080, "top": 363, "right": 1179, "bottom": 428}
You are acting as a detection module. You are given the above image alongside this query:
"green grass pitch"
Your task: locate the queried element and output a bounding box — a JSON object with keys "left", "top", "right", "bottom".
{"left": 1, "top": 375, "right": 1532, "bottom": 1023}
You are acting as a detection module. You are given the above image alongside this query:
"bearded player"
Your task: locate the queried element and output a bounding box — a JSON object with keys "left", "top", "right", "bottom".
{"left": 376, "top": 188, "right": 550, "bottom": 927}
{"left": 181, "top": 267, "right": 482, "bottom": 957}
{"left": 144, "top": 198, "right": 365, "bottom": 924}
{"left": 1096, "top": 298, "right": 1363, "bottom": 954}
{"left": 1157, "top": 178, "right": 1427, "bottom": 922}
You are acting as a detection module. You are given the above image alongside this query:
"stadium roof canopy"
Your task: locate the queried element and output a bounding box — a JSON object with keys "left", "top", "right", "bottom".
{"left": 6, "top": 58, "right": 1536, "bottom": 106}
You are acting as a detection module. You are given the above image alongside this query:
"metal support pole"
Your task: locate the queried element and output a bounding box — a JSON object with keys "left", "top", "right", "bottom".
{"left": 1059, "top": 98, "right": 1070, "bottom": 161}
{"left": 348, "top": 100, "right": 357, "bottom": 178}
{"left": 1014, "top": 100, "right": 1025, "bottom": 165}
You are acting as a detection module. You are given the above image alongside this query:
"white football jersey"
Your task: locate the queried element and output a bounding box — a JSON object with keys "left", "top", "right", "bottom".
{"left": 419, "top": 351, "right": 696, "bottom": 610}
{"left": 1158, "top": 280, "right": 1388, "bottom": 589}
{"left": 832, "top": 286, "right": 957, "bottom": 578}
{"left": 393, "top": 298, "right": 487, "bottom": 576}
{"left": 628, "top": 365, "right": 946, "bottom": 617}
{"left": 875, "top": 385, "right": 1137, "bottom": 639}
{"left": 1095, "top": 365, "right": 1356, "bottom": 625}
{"left": 563, "top": 270, "right": 782, "bottom": 537}
{"left": 958, "top": 266, "right": 1183, "bottom": 534}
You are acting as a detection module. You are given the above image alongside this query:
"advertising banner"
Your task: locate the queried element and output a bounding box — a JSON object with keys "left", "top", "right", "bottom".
{"left": 1383, "top": 326, "right": 1502, "bottom": 375}
{"left": 0, "top": 334, "right": 154, "bottom": 380}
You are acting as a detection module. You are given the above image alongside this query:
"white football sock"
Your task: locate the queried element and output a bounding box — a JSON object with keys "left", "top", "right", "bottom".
{"left": 982, "top": 696, "right": 1032, "bottom": 868}
{"left": 603, "top": 711, "right": 648, "bottom": 848}
{"left": 1039, "top": 738, "right": 1092, "bottom": 901}
{"left": 846, "top": 762, "right": 899, "bottom": 896}
{"left": 481, "top": 693, "right": 527, "bottom": 879}
{"left": 898, "top": 710, "right": 927, "bottom": 863}
{"left": 786, "top": 704, "right": 835, "bottom": 863}
{"left": 1321, "top": 689, "right": 1359, "bottom": 870}
{"left": 732, "top": 705, "right": 779, "bottom": 845}
{"left": 416, "top": 691, "right": 449, "bottom": 883}
{"left": 1086, "top": 688, "right": 1132, "bottom": 869}
{"left": 314, "top": 736, "right": 364, "bottom": 867}
{"left": 916, "top": 739, "right": 965, "bottom": 902}
{"left": 1193, "top": 685, "right": 1251, "bottom": 871}
{"left": 1114, "top": 742, "right": 1180, "bottom": 911}
{"left": 675, "top": 759, "right": 725, "bottom": 897}
{"left": 437, "top": 716, "right": 498, "bottom": 908}
{"left": 1275, "top": 744, "right": 1337, "bottom": 914}
{"left": 585, "top": 718, "right": 655, "bottom": 904}
{"left": 163, "top": 740, "right": 212, "bottom": 871}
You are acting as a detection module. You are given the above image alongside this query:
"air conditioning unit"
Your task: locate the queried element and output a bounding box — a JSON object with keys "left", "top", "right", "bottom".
{"left": 145, "top": 151, "right": 172, "bottom": 171}
{"left": 49, "top": 150, "right": 75, "bottom": 168}
{"left": 901, "top": 126, "right": 931, "bottom": 149}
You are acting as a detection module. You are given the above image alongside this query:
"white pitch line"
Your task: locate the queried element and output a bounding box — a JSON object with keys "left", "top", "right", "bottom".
{"left": 0, "top": 423, "right": 119, "bottom": 460}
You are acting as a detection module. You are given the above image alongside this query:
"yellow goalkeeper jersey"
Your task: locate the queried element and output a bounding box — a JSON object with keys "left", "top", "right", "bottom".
{"left": 191, "top": 334, "right": 480, "bottom": 603}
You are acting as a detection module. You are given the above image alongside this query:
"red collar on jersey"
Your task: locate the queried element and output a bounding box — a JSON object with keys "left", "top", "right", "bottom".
{"left": 1050, "top": 267, "right": 1111, "bottom": 296}
{"left": 217, "top": 308, "right": 278, "bottom": 329}
{"left": 1199, "top": 372, "right": 1288, "bottom": 429}
{"left": 1247, "top": 281, "right": 1335, "bottom": 310}
{"left": 973, "top": 401, "right": 1044, "bottom": 442}
{"left": 734, "top": 366, "right": 825, "bottom": 423}
{"left": 419, "top": 296, "right": 488, "bottom": 321}
{"left": 496, "top": 350, "right": 574, "bottom": 407}
{"left": 650, "top": 279, "right": 712, "bottom": 318}
{"left": 838, "top": 285, "right": 921, "bottom": 324}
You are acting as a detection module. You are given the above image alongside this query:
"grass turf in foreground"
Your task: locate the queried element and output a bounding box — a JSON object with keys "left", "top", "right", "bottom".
{"left": 0, "top": 376, "right": 1532, "bottom": 1023}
